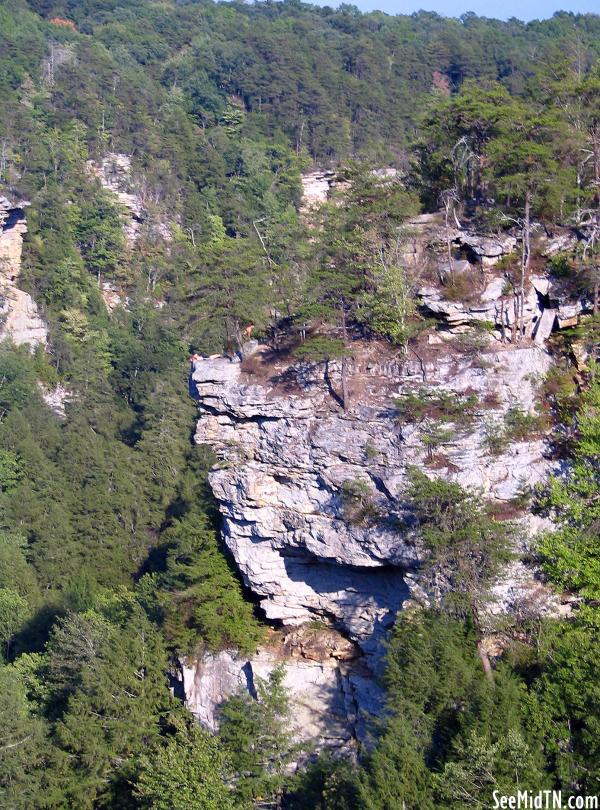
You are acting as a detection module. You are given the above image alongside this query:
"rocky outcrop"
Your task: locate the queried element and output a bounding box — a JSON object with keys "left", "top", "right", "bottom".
{"left": 300, "top": 171, "right": 335, "bottom": 212}
{"left": 39, "top": 383, "right": 72, "bottom": 418}
{"left": 188, "top": 333, "right": 561, "bottom": 747}
{"left": 0, "top": 196, "right": 47, "bottom": 349}
{"left": 87, "top": 154, "right": 143, "bottom": 245}
{"left": 191, "top": 334, "right": 554, "bottom": 645}
{"left": 87, "top": 154, "right": 171, "bottom": 312}
{"left": 402, "top": 214, "right": 594, "bottom": 338}
{"left": 180, "top": 626, "right": 375, "bottom": 753}
{"left": 188, "top": 211, "right": 588, "bottom": 749}
{"left": 419, "top": 273, "right": 593, "bottom": 338}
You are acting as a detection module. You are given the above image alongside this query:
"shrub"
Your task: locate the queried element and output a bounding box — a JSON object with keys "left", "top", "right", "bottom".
{"left": 547, "top": 252, "right": 575, "bottom": 278}
{"left": 482, "top": 420, "right": 508, "bottom": 456}
{"left": 340, "top": 478, "right": 380, "bottom": 526}
{"left": 421, "top": 421, "right": 457, "bottom": 459}
{"left": 503, "top": 405, "right": 547, "bottom": 441}
{"left": 395, "top": 388, "right": 479, "bottom": 429}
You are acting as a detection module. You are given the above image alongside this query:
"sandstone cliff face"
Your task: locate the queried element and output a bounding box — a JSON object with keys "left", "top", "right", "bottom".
{"left": 192, "top": 340, "right": 552, "bottom": 648}
{"left": 87, "top": 153, "right": 143, "bottom": 247}
{"left": 180, "top": 626, "right": 374, "bottom": 755}
{"left": 0, "top": 196, "right": 47, "bottom": 348}
{"left": 187, "top": 339, "right": 560, "bottom": 744}
{"left": 185, "top": 210, "right": 589, "bottom": 750}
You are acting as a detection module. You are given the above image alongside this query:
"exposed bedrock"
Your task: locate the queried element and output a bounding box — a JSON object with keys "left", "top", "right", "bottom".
{"left": 191, "top": 340, "right": 553, "bottom": 648}
{"left": 179, "top": 626, "right": 376, "bottom": 755}
{"left": 186, "top": 336, "right": 560, "bottom": 746}
{"left": 0, "top": 195, "right": 47, "bottom": 348}
{"left": 186, "top": 210, "right": 587, "bottom": 747}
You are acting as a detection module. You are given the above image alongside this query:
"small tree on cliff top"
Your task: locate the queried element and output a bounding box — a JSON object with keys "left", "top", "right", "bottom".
{"left": 293, "top": 335, "right": 351, "bottom": 410}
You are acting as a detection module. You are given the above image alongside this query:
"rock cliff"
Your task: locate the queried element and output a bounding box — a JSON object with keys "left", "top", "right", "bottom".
{"left": 0, "top": 196, "right": 47, "bottom": 348}
{"left": 87, "top": 153, "right": 143, "bottom": 247}
{"left": 191, "top": 340, "right": 552, "bottom": 645}
{"left": 187, "top": 347, "right": 562, "bottom": 744}
{"left": 180, "top": 626, "right": 375, "bottom": 756}
{"left": 185, "top": 213, "right": 589, "bottom": 751}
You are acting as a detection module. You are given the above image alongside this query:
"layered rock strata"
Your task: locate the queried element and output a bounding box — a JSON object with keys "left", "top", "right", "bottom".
{"left": 192, "top": 340, "right": 552, "bottom": 644}
{"left": 180, "top": 626, "right": 376, "bottom": 754}
{"left": 187, "top": 334, "right": 558, "bottom": 746}
{"left": 186, "top": 200, "right": 587, "bottom": 749}
{"left": 0, "top": 196, "right": 47, "bottom": 348}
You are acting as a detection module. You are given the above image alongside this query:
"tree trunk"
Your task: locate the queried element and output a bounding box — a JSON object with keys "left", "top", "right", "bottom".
{"left": 471, "top": 602, "right": 495, "bottom": 685}
{"left": 499, "top": 299, "right": 506, "bottom": 344}
{"left": 477, "top": 639, "right": 495, "bottom": 685}
{"left": 341, "top": 356, "right": 348, "bottom": 411}
{"left": 520, "top": 190, "right": 531, "bottom": 339}
{"left": 340, "top": 299, "right": 349, "bottom": 411}
{"left": 444, "top": 199, "right": 455, "bottom": 284}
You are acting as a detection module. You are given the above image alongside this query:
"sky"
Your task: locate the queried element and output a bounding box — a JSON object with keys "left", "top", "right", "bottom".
{"left": 310, "top": 0, "right": 600, "bottom": 21}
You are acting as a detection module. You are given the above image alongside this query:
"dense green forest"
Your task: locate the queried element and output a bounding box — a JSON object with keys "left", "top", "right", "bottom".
{"left": 1, "top": 0, "right": 600, "bottom": 806}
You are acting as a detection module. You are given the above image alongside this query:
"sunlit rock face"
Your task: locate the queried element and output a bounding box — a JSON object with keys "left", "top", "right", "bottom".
{"left": 187, "top": 334, "right": 560, "bottom": 749}
{"left": 0, "top": 196, "right": 47, "bottom": 349}
{"left": 180, "top": 626, "right": 374, "bottom": 754}
{"left": 191, "top": 336, "right": 553, "bottom": 650}
{"left": 86, "top": 153, "right": 143, "bottom": 246}
{"left": 188, "top": 199, "right": 587, "bottom": 748}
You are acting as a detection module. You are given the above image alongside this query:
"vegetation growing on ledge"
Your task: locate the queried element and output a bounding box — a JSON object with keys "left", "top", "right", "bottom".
{"left": 1, "top": 0, "right": 600, "bottom": 806}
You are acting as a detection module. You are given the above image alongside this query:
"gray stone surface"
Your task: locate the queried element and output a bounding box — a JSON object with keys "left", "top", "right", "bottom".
{"left": 0, "top": 197, "right": 47, "bottom": 349}
{"left": 186, "top": 216, "right": 595, "bottom": 751}
{"left": 192, "top": 343, "right": 554, "bottom": 648}
{"left": 180, "top": 627, "right": 375, "bottom": 752}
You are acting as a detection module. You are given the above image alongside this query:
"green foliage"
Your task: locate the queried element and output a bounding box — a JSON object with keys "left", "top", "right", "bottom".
{"left": 537, "top": 365, "right": 600, "bottom": 599}
{"left": 395, "top": 387, "right": 478, "bottom": 429}
{"left": 482, "top": 419, "right": 509, "bottom": 456}
{"left": 527, "top": 613, "right": 600, "bottom": 793}
{"left": 0, "top": 588, "right": 29, "bottom": 658}
{"left": 357, "top": 259, "right": 418, "bottom": 347}
{"left": 302, "top": 167, "right": 418, "bottom": 335}
{"left": 406, "top": 469, "right": 515, "bottom": 614}
{"left": 286, "top": 755, "right": 359, "bottom": 810}
{"left": 1, "top": 1, "right": 600, "bottom": 805}
{"left": 357, "top": 610, "right": 545, "bottom": 810}
{"left": 0, "top": 343, "right": 40, "bottom": 414}
{"left": 503, "top": 404, "right": 548, "bottom": 442}
{"left": 55, "top": 607, "right": 176, "bottom": 806}
{"left": 160, "top": 513, "right": 264, "bottom": 656}
{"left": 0, "top": 448, "right": 21, "bottom": 491}
{"left": 0, "top": 663, "right": 52, "bottom": 809}
{"left": 340, "top": 477, "right": 380, "bottom": 526}
{"left": 133, "top": 716, "right": 234, "bottom": 810}
{"left": 219, "top": 665, "right": 297, "bottom": 807}
{"left": 435, "top": 729, "right": 545, "bottom": 808}
{"left": 0, "top": 532, "right": 40, "bottom": 604}
{"left": 547, "top": 252, "right": 574, "bottom": 278}
{"left": 293, "top": 335, "right": 347, "bottom": 363}
{"left": 73, "top": 187, "right": 125, "bottom": 280}
{"left": 44, "top": 610, "right": 111, "bottom": 711}
{"left": 420, "top": 421, "right": 457, "bottom": 461}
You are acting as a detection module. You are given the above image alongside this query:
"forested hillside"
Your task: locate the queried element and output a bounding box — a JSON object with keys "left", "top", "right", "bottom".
{"left": 1, "top": 0, "right": 600, "bottom": 807}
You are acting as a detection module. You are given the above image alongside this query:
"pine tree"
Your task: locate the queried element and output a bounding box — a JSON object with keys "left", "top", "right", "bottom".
{"left": 133, "top": 716, "right": 234, "bottom": 810}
